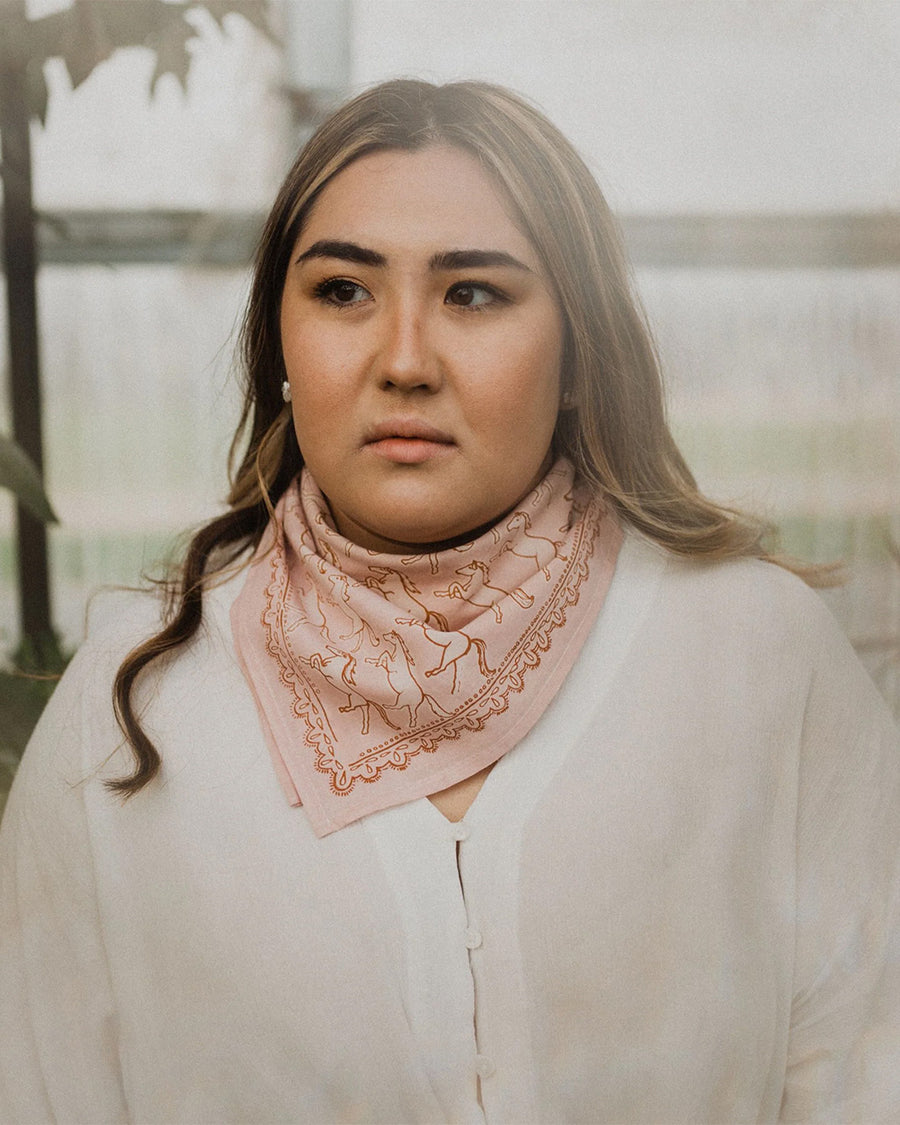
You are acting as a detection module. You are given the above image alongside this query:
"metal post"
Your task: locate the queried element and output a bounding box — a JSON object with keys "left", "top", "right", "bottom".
{"left": 0, "top": 1, "right": 55, "bottom": 660}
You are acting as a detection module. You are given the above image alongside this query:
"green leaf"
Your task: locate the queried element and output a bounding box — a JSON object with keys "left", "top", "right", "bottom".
{"left": 148, "top": 17, "right": 194, "bottom": 95}
{"left": 0, "top": 435, "right": 58, "bottom": 524}
{"left": 60, "top": 1, "right": 118, "bottom": 89}
{"left": 19, "top": 0, "right": 276, "bottom": 117}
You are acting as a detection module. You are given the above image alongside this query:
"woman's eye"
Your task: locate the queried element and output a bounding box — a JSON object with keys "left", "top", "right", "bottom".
{"left": 446, "top": 283, "right": 506, "bottom": 310}
{"left": 314, "top": 279, "right": 371, "bottom": 307}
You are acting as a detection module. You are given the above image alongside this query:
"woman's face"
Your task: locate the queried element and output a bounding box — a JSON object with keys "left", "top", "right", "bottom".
{"left": 279, "top": 144, "right": 565, "bottom": 553}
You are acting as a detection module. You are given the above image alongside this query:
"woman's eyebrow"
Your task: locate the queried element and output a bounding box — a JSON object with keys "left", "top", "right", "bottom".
{"left": 295, "top": 240, "right": 386, "bottom": 267}
{"left": 429, "top": 248, "right": 532, "bottom": 273}
{"left": 294, "top": 240, "right": 531, "bottom": 274}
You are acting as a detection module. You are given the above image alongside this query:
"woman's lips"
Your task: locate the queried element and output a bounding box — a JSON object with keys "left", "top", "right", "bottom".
{"left": 364, "top": 420, "right": 455, "bottom": 464}
{"left": 368, "top": 437, "right": 454, "bottom": 464}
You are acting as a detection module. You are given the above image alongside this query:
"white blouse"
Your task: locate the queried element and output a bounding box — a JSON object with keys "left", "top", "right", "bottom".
{"left": 1, "top": 532, "right": 899, "bottom": 1124}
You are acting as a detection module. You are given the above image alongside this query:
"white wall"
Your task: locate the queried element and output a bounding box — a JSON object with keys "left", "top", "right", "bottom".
{"left": 350, "top": 0, "right": 900, "bottom": 213}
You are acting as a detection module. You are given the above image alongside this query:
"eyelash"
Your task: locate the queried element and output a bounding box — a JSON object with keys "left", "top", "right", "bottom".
{"left": 446, "top": 281, "right": 510, "bottom": 310}
{"left": 312, "top": 278, "right": 369, "bottom": 307}
{"left": 310, "top": 278, "right": 511, "bottom": 311}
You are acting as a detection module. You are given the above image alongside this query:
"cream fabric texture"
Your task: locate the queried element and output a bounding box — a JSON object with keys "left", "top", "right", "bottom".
{"left": 1, "top": 531, "right": 899, "bottom": 1124}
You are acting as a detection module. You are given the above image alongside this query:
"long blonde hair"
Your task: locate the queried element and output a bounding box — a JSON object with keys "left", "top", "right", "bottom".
{"left": 111, "top": 78, "right": 808, "bottom": 794}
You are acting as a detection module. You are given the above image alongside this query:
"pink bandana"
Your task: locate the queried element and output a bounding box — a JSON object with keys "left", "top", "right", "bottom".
{"left": 231, "top": 459, "right": 621, "bottom": 836}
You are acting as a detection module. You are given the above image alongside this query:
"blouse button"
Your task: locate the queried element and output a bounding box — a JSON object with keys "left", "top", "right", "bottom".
{"left": 464, "top": 927, "right": 483, "bottom": 949}
{"left": 475, "top": 1054, "right": 495, "bottom": 1079}
{"left": 451, "top": 823, "right": 470, "bottom": 842}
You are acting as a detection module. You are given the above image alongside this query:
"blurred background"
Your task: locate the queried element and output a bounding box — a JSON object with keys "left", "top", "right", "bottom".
{"left": 1, "top": 0, "right": 899, "bottom": 782}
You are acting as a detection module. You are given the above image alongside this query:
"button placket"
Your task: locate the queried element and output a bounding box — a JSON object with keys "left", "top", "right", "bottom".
{"left": 464, "top": 926, "right": 483, "bottom": 950}
{"left": 452, "top": 820, "right": 496, "bottom": 1100}
{"left": 454, "top": 826, "right": 483, "bottom": 955}
{"left": 365, "top": 806, "right": 484, "bottom": 1120}
{"left": 474, "top": 1054, "right": 495, "bottom": 1080}
{"left": 447, "top": 757, "right": 548, "bottom": 1122}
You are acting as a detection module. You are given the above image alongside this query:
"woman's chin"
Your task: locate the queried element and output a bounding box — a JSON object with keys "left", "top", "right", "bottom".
{"left": 332, "top": 508, "right": 502, "bottom": 556}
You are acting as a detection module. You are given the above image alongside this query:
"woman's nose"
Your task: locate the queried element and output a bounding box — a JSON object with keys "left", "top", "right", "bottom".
{"left": 376, "top": 302, "right": 442, "bottom": 393}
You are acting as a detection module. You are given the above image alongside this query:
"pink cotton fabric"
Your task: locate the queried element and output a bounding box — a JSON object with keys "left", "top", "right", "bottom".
{"left": 231, "top": 459, "right": 622, "bottom": 836}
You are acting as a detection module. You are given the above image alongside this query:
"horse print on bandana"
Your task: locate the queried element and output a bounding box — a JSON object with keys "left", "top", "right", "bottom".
{"left": 231, "top": 459, "right": 622, "bottom": 836}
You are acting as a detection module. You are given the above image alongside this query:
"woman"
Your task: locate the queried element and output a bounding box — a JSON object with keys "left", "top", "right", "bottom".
{"left": 1, "top": 79, "right": 898, "bottom": 1124}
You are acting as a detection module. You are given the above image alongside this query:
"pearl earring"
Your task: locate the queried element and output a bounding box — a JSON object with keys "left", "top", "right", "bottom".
{"left": 281, "top": 380, "right": 292, "bottom": 403}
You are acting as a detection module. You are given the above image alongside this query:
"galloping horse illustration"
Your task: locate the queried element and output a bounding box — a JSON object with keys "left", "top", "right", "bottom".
{"left": 363, "top": 566, "right": 450, "bottom": 631}
{"left": 396, "top": 618, "right": 495, "bottom": 694}
{"left": 493, "top": 511, "right": 564, "bottom": 578}
{"left": 401, "top": 551, "right": 442, "bottom": 575}
{"left": 454, "top": 559, "right": 535, "bottom": 611}
{"left": 292, "top": 519, "right": 317, "bottom": 555}
{"left": 326, "top": 572, "right": 382, "bottom": 652}
{"left": 307, "top": 647, "right": 398, "bottom": 736}
{"left": 281, "top": 557, "right": 353, "bottom": 645}
{"left": 530, "top": 473, "right": 555, "bottom": 507}
{"left": 433, "top": 579, "right": 503, "bottom": 623}
{"left": 377, "top": 631, "right": 453, "bottom": 725}
{"left": 281, "top": 565, "right": 329, "bottom": 636}
{"left": 308, "top": 527, "right": 339, "bottom": 568}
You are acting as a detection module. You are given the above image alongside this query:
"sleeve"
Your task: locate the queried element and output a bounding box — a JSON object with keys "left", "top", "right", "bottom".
{"left": 0, "top": 638, "right": 130, "bottom": 1124}
{"left": 779, "top": 594, "right": 900, "bottom": 1123}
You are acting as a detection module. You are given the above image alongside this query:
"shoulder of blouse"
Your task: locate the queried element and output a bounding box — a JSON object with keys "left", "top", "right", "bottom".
{"left": 619, "top": 526, "right": 838, "bottom": 628}
{"left": 77, "top": 557, "right": 251, "bottom": 660}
